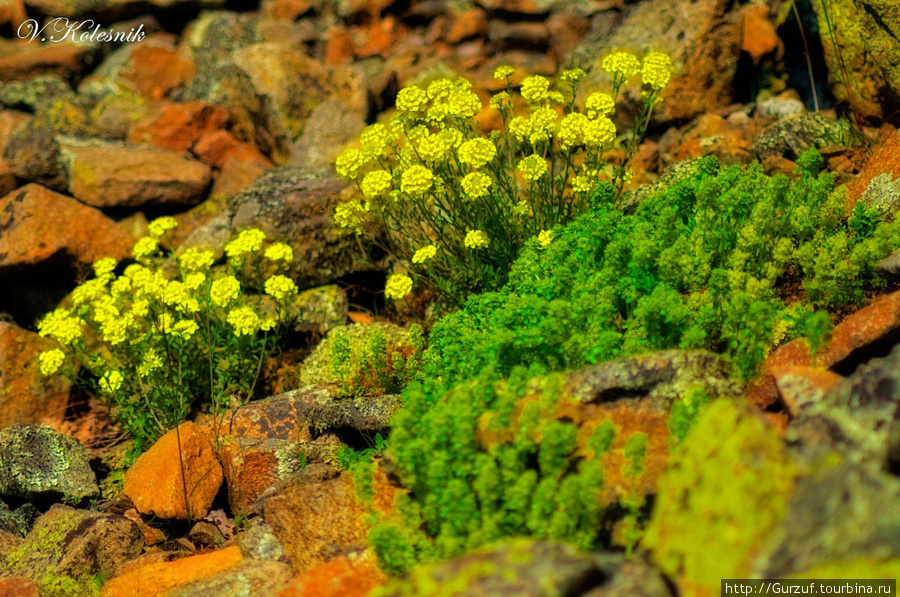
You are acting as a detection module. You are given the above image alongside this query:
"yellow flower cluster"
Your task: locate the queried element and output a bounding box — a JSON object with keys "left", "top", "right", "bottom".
{"left": 333, "top": 200, "right": 367, "bottom": 233}
{"left": 172, "top": 320, "right": 198, "bottom": 340}
{"left": 38, "top": 348, "right": 65, "bottom": 376}
{"left": 148, "top": 216, "right": 178, "bottom": 238}
{"left": 520, "top": 76, "right": 550, "bottom": 103}
{"left": 38, "top": 309, "right": 83, "bottom": 345}
{"left": 264, "top": 242, "right": 294, "bottom": 262}
{"left": 360, "top": 123, "right": 394, "bottom": 159}
{"left": 99, "top": 370, "right": 123, "bottom": 393}
{"left": 457, "top": 138, "right": 496, "bottom": 169}
{"left": 556, "top": 112, "right": 616, "bottom": 150}
{"left": 585, "top": 92, "right": 615, "bottom": 118}
{"left": 385, "top": 274, "right": 413, "bottom": 299}
{"left": 93, "top": 257, "right": 117, "bottom": 277}
{"left": 401, "top": 165, "right": 434, "bottom": 195}
{"left": 396, "top": 86, "right": 429, "bottom": 112}
{"left": 464, "top": 230, "right": 489, "bottom": 249}
{"left": 210, "top": 276, "right": 241, "bottom": 307}
{"left": 362, "top": 170, "right": 394, "bottom": 199}
{"left": 494, "top": 66, "right": 515, "bottom": 80}
{"left": 538, "top": 230, "right": 554, "bottom": 247}
{"left": 336, "top": 148, "right": 365, "bottom": 179}
{"left": 461, "top": 172, "right": 492, "bottom": 199}
{"left": 132, "top": 237, "right": 159, "bottom": 260}
{"left": 560, "top": 68, "right": 586, "bottom": 83}
{"left": 264, "top": 275, "right": 298, "bottom": 300}
{"left": 179, "top": 248, "right": 215, "bottom": 271}
{"left": 412, "top": 245, "right": 437, "bottom": 264}
{"left": 227, "top": 307, "right": 261, "bottom": 337}
{"left": 225, "top": 228, "right": 266, "bottom": 260}
{"left": 517, "top": 154, "right": 548, "bottom": 182}
{"left": 641, "top": 51, "right": 673, "bottom": 90}
{"left": 602, "top": 52, "right": 641, "bottom": 79}
{"left": 489, "top": 92, "right": 509, "bottom": 110}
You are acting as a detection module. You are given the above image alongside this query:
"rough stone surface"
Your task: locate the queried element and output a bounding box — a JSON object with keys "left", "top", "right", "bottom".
{"left": 238, "top": 519, "right": 289, "bottom": 563}
{"left": 165, "top": 559, "right": 293, "bottom": 597}
{"left": 288, "top": 98, "right": 366, "bottom": 175}
{"left": 0, "top": 425, "right": 98, "bottom": 501}
{"left": 59, "top": 138, "right": 212, "bottom": 208}
{"left": 771, "top": 366, "right": 844, "bottom": 418}
{"left": 0, "top": 184, "right": 134, "bottom": 273}
{"left": 126, "top": 101, "right": 231, "bottom": 153}
{"left": 846, "top": 130, "right": 900, "bottom": 211}
{"left": 276, "top": 550, "right": 386, "bottom": 597}
{"left": 219, "top": 437, "right": 308, "bottom": 517}
{"left": 122, "top": 422, "right": 224, "bottom": 520}
{"left": 752, "top": 114, "right": 847, "bottom": 161}
{"left": 291, "top": 285, "right": 349, "bottom": 334}
{"left": 0, "top": 578, "right": 39, "bottom": 597}
{"left": 23, "top": 0, "right": 226, "bottom": 20}
{"left": 100, "top": 546, "right": 243, "bottom": 597}
{"left": 0, "top": 505, "right": 142, "bottom": 591}
{"left": 0, "top": 322, "right": 72, "bottom": 432}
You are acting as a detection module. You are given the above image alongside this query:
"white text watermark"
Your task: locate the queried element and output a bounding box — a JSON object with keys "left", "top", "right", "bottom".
{"left": 17, "top": 18, "right": 146, "bottom": 44}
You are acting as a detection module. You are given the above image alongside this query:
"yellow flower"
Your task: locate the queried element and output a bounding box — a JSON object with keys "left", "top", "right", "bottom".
{"left": 179, "top": 248, "right": 215, "bottom": 271}
{"left": 560, "top": 68, "right": 586, "bottom": 83}
{"left": 573, "top": 174, "right": 595, "bottom": 193}
{"left": 520, "top": 76, "right": 550, "bottom": 103}
{"left": 464, "top": 230, "right": 489, "bottom": 249}
{"left": 38, "top": 309, "right": 83, "bottom": 345}
{"left": 601, "top": 52, "right": 641, "bottom": 79}
{"left": 489, "top": 92, "right": 509, "bottom": 110}
{"left": 99, "top": 370, "right": 123, "bottom": 393}
{"left": 517, "top": 154, "right": 547, "bottom": 182}
{"left": 39, "top": 349, "right": 65, "bottom": 376}
{"left": 396, "top": 85, "right": 428, "bottom": 112}
{"left": 513, "top": 201, "right": 530, "bottom": 217}
{"left": 225, "top": 228, "right": 266, "bottom": 260}
{"left": 227, "top": 306, "right": 260, "bottom": 337}
{"left": 163, "top": 280, "right": 200, "bottom": 313}
{"left": 172, "top": 320, "right": 198, "bottom": 340}
{"left": 264, "top": 242, "right": 294, "bottom": 262}
{"left": 447, "top": 88, "right": 481, "bottom": 119}
{"left": 538, "top": 230, "right": 553, "bottom": 247}
{"left": 138, "top": 350, "right": 163, "bottom": 377}
{"left": 461, "top": 172, "right": 492, "bottom": 199}
{"left": 527, "top": 107, "right": 557, "bottom": 144}
{"left": 549, "top": 91, "right": 566, "bottom": 104}
{"left": 457, "top": 138, "right": 497, "bottom": 169}
{"left": 184, "top": 272, "right": 206, "bottom": 290}
{"left": 148, "top": 216, "right": 178, "bottom": 238}
{"left": 132, "top": 237, "right": 159, "bottom": 260}
{"left": 72, "top": 278, "right": 108, "bottom": 306}
{"left": 427, "top": 79, "right": 455, "bottom": 100}
{"left": 557, "top": 112, "right": 588, "bottom": 149}
{"left": 509, "top": 116, "right": 531, "bottom": 143}
{"left": 494, "top": 65, "right": 515, "bottom": 80}
{"left": 100, "top": 315, "right": 132, "bottom": 345}
{"left": 333, "top": 201, "right": 367, "bottom": 233}
{"left": 361, "top": 169, "right": 394, "bottom": 198}
{"left": 335, "top": 148, "right": 365, "bottom": 180}
{"left": 259, "top": 317, "right": 277, "bottom": 332}
{"left": 585, "top": 92, "right": 615, "bottom": 118}
{"left": 412, "top": 245, "right": 437, "bottom": 264}
{"left": 641, "top": 52, "right": 673, "bottom": 90}
{"left": 93, "top": 257, "right": 117, "bottom": 278}
{"left": 157, "top": 312, "right": 174, "bottom": 333}
{"left": 110, "top": 276, "right": 132, "bottom": 297}
{"left": 210, "top": 276, "right": 241, "bottom": 307}
{"left": 401, "top": 165, "right": 434, "bottom": 196}
{"left": 384, "top": 274, "right": 413, "bottom": 299}
{"left": 92, "top": 295, "right": 120, "bottom": 325}
{"left": 360, "top": 123, "right": 393, "bottom": 158}
{"left": 131, "top": 299, "right": 149, "bottom": 318}
{"left": 264, "top": 275, "right": 298, "bottom": 300}
{"left": 417, "top": 133, "right": 451, "bottom": 163}
{"left": 582, "top": 117, "right": 616, "bottom": 148}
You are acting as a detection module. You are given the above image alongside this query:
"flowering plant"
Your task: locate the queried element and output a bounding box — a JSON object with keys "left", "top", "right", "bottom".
{"left": 333, "top": 52, "right": 672, "bottom": 304}
{"left": 36, "top": 217, "right": 298, "bottom": 456}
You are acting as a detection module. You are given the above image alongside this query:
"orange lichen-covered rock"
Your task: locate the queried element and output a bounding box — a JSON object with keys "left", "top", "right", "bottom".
{"left": 123, "top": 422, "right": 223, "bottom": 520}
{"left": 0, "top": 184, "right": 134, "bottom": 272}
{"left": 100, "top": 546, "right": 243, "bottom": 597}
{"left": 846, "top": 129, "right": 900, "bottom": 211}
{"left": 127, "top": 102, "right": 231, "bottom": 154}
{"left": 0, "top": 322, "right": 72, "bottom": 431}
{"left": 276, "top": 550, "right": 387, "bottom": 597}
{"left": 0, "top": 578, "right": 40, "bottom": 597}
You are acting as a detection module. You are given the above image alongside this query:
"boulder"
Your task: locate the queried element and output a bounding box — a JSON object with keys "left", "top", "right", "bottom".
{"left": 219, "top": 437, "right": 307, "bottom": 517}
{"left": 0, "top": 425, "right": 98, "bottom": 501}
{"left": 100, "top": 546, "right": 242, "bottom": 597}
{"left": 165, "top": 559, "right": 293, "bottom": 597}
{"left": 276, "top": 550, "right": 386, "bottom": 597}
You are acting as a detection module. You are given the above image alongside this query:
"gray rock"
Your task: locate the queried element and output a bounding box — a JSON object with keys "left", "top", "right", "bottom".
{"left": 875, "top": 248, "right": 900, "bottom": 279}
{"left": 292, "top": 285, "right": 349, "bottom": 334}
{"left": 288, "top": 98, "right": 366, "bottom": 175}
{"left": 584, "top": 553, "right": 673, "bottom": 597}
{"left": 752, "top": 114, "right": 848, "bottom": 161}
{"left": 859, "top": 172, "right": 900, "bottom": 215}
{"left": 238, "top": 518, "right": 289, "bottom": 563}
{"left": 165, "top": 559, "right": 293, "bottom": 597}
{"left": 757, "top": 97, "right": 806, "bottom": 120}
{"left": 0, "top": 75, "right": 74, "bottom": 112}
{"left": 0, "top": 501, "right": 39, "bottom": 538}
{"left": 0, "top": 425, "right": 99, "bottom": 502}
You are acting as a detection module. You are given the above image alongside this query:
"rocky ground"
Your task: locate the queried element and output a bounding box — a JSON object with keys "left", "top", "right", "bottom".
{"left": 2, "top": 0, "right": 900, "bottom": 596}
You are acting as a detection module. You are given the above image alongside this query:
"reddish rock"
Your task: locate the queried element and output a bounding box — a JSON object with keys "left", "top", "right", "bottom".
{"left": 446, "top": 8, "right": 488, "bottom": 44}
{"left": 771, "top": 366, "right": 844, "bottom": 417}
{"left": 60, "top": 139, "right": 211, "bottom": 208}
{"left": 0, "top": 578, "right": 39, "bottom": 597}
{"left": 488, "top": 20, "right": 550, "bottom": 49}
{"left": 0, "top": 322, "right": 73, "bottom": 432}
{"left": 0, "top": 42, "right": 91, "bottom": 81}
{"left": 846, "top": 129, "right": 900, "bottom": 210}
{"left": 276, "top": 550, "right": 387, "bottom": 597}
{"left": 0, "top": 184, "right": 134, "bottom": 271}
{"left": 120, "top": 45, "right": 196, "bottom": 100}
{"left": 0, "top": 160, "right": 15, "bottom": 197}
{"left": 658, "top": 113, "right": 754, "bottom": 168}
{"left": 207, "top": 156, "right": 269, "bottom": 202}
{"left": 355, "top": 17, "right": 398, "bottom": 59}
{"left": 122, "top": 509, "right": 167, "bottom": 546}
{"left": 748, "top": 289, "right": 900, "bottom": 408}
{"left": 0, "top": 0, "right": 26, "bottom": 30}
{"left": 192, "top": 130, "right": 273, "bottom": 170}
{"left": 100, "top": 546, "right": 243, "bottom": 597}
{"left": 742, "top": 4, "right": 781, "bottom": 63}
{"left": 263, "top": 473, "right": 370, "bottom": 573}
{"left": 325, "top": 27, "right": 355, "bottom": 66}
{"left": 261, "top": 0, "right": 313, "bottom": 19}
{"left": 127, "top": 102, "right": 231, "bottom": 153}
{"left": 0, "top": 111, "right": 31, "bottom": 154}
{"left": 123, "top": 422, "right": 224, "bottom": 520}
{"left": 219, "top": 437, "right": 307, "bottom": 516}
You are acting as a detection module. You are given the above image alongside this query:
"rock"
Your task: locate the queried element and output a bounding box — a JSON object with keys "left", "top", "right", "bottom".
{"left": 276, "top": 550, "right": 386, "bottom": 597}
{"left": 741, "top": 4, "right": 780, "bottom": 63}
{"left": 88, "top": 88, "right": 157, "bottom": 141}
{"left": 226, "top": 168, "right": 378, "bottom": 289}
{"left": 578, "top": 553, "right": 672, "bottom": 597}
{"left": 876, "top": 246, "right": 900, "bottom": 279}
{"left": 238, "top": 519, "right": 289, "bottom": 563}
{"left": 846, "top": 130, "right": 900, "bottom": 211}
{"left": 193, "top": 130, "right": 272, "bottom": 170}
{"left": 4, "top": 121, "right": 68, "bottom": 191}
{"left": 0, "top": 322, "right": 73, "bottom": 431}
{"left": 189, "top": 521, "right": 224, "bottom": 548}
{"left": 0, "top": 161, "right": 13, "bottom": 197}
{"left": 757, "top": 97, "right": 806, "bottom": 120}
{"left": 0, "top": 40, "right": 94, "bottom": 81}
{"left": 572, "top": 0, "right": 742, "bottom": 122}
{"left": 0, "top": 425, "right": 98, "bottom": 501}
{"left": 59, "top": 138, "right": 212, "bottom": 208}
{"left": 753, "top": 462, "right": 900, "bottom": 578}
{"left": 445, "top": 9, "right": 488, "bottom": 44}
{"left": 488, "top": 20, "right": 550, "bottom": 49}
{"left": 287, "top": 98, "right": 366, "bottom": 175}
{"left": 219, "top": 437, "right": 308, "bottom": 517}
{"left": 100, "top": 545, "right": 243, "bottom": 597}
{"left": 787, "top": 343, "right": 900, "bottom": 470}
{"left": 165, "top": 559, "right": 293, "bottom": 597}
{"left": 856, "top": 172, "right": 900, "bottom": 215}
{"left": 376, "top": 539, "right": 608, "bottom": 597}
{"left": 751, "top": 114, "right": 847, "bottom": 161}
{"left": 0, "top": 75, "right": 73, "bottom": 112}
{"left": 643, "top": 400, "right": 799, "bottom": 595}
{"left": 122, "top": 422, "right": 224, "bottom": 520}
{"left": 126, "top": 101, "right": 231, "bottom": 153}
{"left": 82, "top": 38, "right": 196, "bottom": 100}
{"left": 121, "top": 509, "right": 166, "bottom": 546}
{"left": 289, "top": 285, "right": 349, "bottom": 334}
{"left": 0, "top": 501, "right": 38, "bottom": 538}
{"left": 0, "top": 578, "right": 39, "bottom": 597}
{"left": 262, "top": 473, "right": 369, "bottom": 573}
{"left": 657, "top": 113, "right": 754, "bottom": 168}
{"left": 0, "top": 528, "right": 22, "bottom": 556}
{"left": 771, "top": 366, "right": 844, "bottom": 418}
{"left": 1, "top": 505, "right": 142, "bottom": 593}
{"left": 809, "top": 0, "right": 900, "bottom": 120}
{"left": 747, "top": 288, "right": 900, "bottom": 408}
{"left": 299, "top": 323, "right": 414, "bottom": 386}
{"left": 23, "top": 0, "right": 226, "bottom": 21}
{"left": 0, "top": 184, "right": 135, "bottom": 274}
{"left": 0, "top": 111, "right": 31, "bottom": 154}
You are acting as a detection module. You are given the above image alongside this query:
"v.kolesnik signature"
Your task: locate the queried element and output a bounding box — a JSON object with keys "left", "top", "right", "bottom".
{"left": 17, "top": 18, "right": 146, "bottom": 43}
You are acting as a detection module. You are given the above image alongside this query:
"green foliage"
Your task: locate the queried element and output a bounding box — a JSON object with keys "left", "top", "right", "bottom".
{"left": 369, "top": 368, "right": 622, "bottom": 574}
{"left": 643, "top": 399, "right": 799, "bottom": 592}
{"left": 423, "top": 151, "right": 900, "bottom": 392}
{"left": 803, "top": 310, "right": 834, "bottom": 366}
{"left": 621, "top": 433, "right": 647, "bottom": 558}
{"left": 36, "top": 220, "right": 298, "bottom": 455}
{"left": 668, "top": 386, "right": 711, "bottom": 447}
